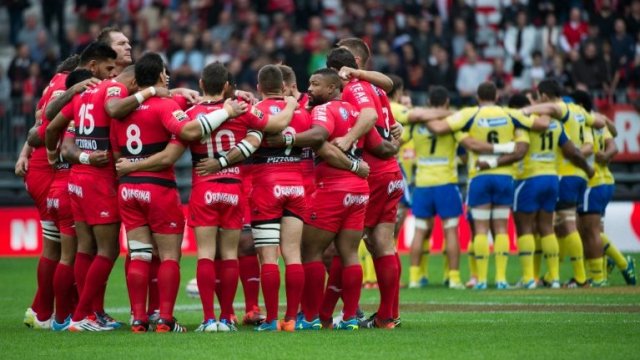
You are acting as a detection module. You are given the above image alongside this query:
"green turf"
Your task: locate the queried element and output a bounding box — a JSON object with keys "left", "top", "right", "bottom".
{"left": 1, "top": 254, "right": 639, "bottom": 359}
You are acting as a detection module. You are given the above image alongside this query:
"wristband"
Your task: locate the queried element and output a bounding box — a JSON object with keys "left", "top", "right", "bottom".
{"left": 134, "top": 92, "right": 145, "bottom": 104}
{"left": 149, "top": 86, "right": 157, "bottom": 96}
{"left": 493, "top": 142, "right": 516, "bottom": 154}
{"left": 218, "top": 156, "right": 229, "bottom": 168}
{"left": 478, "top": 155, "right": 498, "bottom": 169}
{"left": 79, "top": 152, "right": 90, "bottom": 165}
{"left": 283, "top": 133, "right": 294, "bottom": 146}
{"left": 350, "top": 160, "right": 360, "bottom": 173}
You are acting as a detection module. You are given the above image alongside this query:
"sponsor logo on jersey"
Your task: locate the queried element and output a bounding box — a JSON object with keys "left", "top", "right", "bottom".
{"left": 273, "top": 185, "right": 304, "bottom": 198}
{"left": 76, "top": 138, "right": 98, "bottom": 150}
{"left": 343, "top": 193, "right": 369, "bottom": 207}
{"left": 477, "top": 117, "right": 508, "bottom": 127}
{"left": 339, "top": 107, "right": 349, "bottom": 120}
{"left": 204, "top": 191, "right": 239, "bottom": 205}
{"left": 120, "top": 187, "right": 151, "bottom": 203}
{"left": 251, "top": 107, "right": 264, "bottom": 119}
{"left": 107, "top": 86, "right": 122, "bottom": 97}
{"left": 269, "top": 105, "right": 281, "bottom": 114}
{"left": 173, "top": 110, "right": 188, "bottom": 122}
{"left": 46, "top": 197, "right": 59, "bottom": 210}
{"left": 51, "top": 90, "right": 65, "bottom": 99}
{"left": 387, "top": 179, "right": 404, "bottom": 194}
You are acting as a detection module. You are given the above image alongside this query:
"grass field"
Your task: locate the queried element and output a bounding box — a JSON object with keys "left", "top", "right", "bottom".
{"left": 1, "top": 254, "right": 639, "bottom": 359}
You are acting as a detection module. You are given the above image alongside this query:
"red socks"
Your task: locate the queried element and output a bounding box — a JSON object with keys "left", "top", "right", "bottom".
{"left": 302, "top": 261, "right": 325, "bottom": 321}
{"left": 197, "top": 258, "right": 216, "bottom": 321}
{"left": 31, "top": 256, "right": 58, "bottom": 321}
{"left": 319, "top": 257, "right": 342, "bottom": 322}
{"left": 127, "top": 259, "right": 150, "bottom": 321}
{"left": 148, "top": 256, "right": 160, "bottom": 314}
{"left": 393, "top": 253, "right": 401, "bottom": 319}
{"left": 72, "top": 255, "right": 114, "bottom": 321}
{"left": 74, "top": 252, "right": 93, "bottom": 297}
{"left": 374, "top": 255, "right": 399, "bottom": 320}
{"left": 341, "top": 264, "right": 363, "bottom": 320}
{"left": 53, "top": 262, "right": 75, "bottom": 323}
{"left": 158, "top": 260, "right": 180, "bottom": 320}
{"left": 284, "top": 264, "right": 304, "bottom": 320}
{"left": 239, "top": 255, "right": 260, "bottom": 313}
{"left": 261, "top": 263, "right": 280, "bottom": 323}
{"left": 218, "top": 259, "right": 239, "bottom": 321}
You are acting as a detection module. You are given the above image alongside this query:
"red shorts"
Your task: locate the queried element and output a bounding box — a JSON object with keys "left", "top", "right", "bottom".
{"left": 24, "top": 167, "right": 55, "bottom": 222}
{"left": 303, "top": 176, "right": 316, "bottom": 200}
{"left": 364, "top": 171, "right": 404, "bottom": 228}
{"left": 118, "top": 183, "right": 185, "bottom": 234}
{"left": 188, "top": 181, "right": 244, "bottom": 229}
{"left": 69, "top": 172, "right": 120, "bottom": 225}
{"left": 251, "top": 180, "right": 307, "bottom": 222}
{"left": 241, "top": 169, "right": 253, "bottom": 226}
{"left": 47, "top": 179, "right": 75, "bottom": 237}
{"left": 306, "top": 188, "right": 369, "bottom": 233}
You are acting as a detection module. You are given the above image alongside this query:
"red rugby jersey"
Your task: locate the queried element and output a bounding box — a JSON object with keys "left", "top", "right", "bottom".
{"left": 185, "top": 99, "right": 269, "bottom": 185}
{"left": 311, "top": 99, "right": 367, "bottom": 191}
{"left": 32, "top": 72, "right": 69, "bottom": 171}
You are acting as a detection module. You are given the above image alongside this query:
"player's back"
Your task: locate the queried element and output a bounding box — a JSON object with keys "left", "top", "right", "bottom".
{"left": 31, "top": 72, "right": 69, "bottom": 170}
{"left": 520, "top": 119, "right": 568, "bottom": 179}
{"left": 113, "top": 97, "right": 185, "bottom": 185}
{"left": 557, "top": 103, "right": 593, "bottom": 178}
{"left": 312, "top": 99, "right": 366, "bottom": 190}
{"left": 589, "top": 126, "right": 615, "bottom": 187}
{"left": 409, "top": 122, "right": 458, "bottom": 187}
{"left": 251, "top": 97, "right": 311, "bottom": 175}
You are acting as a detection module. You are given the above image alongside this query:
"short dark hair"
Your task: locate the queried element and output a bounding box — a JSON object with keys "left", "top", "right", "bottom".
{"left": 56, "top": 54, "right": 80, "bottom": 73}
{"left": 537, "top": 79, "right": 562, "bottom": 98}
{"left": 135, "top": 52, "right": 165, "bottom": 87}
{"left": 508, "top": 93, "right": 531, "bottom": 109}
{"left": 258, "top": 65, "right": 283, "bottom": 94}
{"left": 337, "top": 38, "right": 371, "bottom": 65}
{"left": 79, "top": 41, "right": 117, "bottom": 66}
{"left": 96, "top": 26, "right": 122, "bottom": 46}
{"left": 326, "top": 47, "right": 358, "bottom": 71}
{"left": 201, "top": 62, "right": 230, "bottom": 95}
{"left": 428, "top": 86, "right": 449, "bottom": 107}
{"left": 571, "top": 90, "right": 593, "bottom": 112}
{"left": 65, "top": 69, "right": 93, "bottom": 89}
{"left": 278, "top": 64, "right": 296, "bottom": 85}
{"left": 387, "top": 74, "right": 404, "bottom": 98}
{"left": 312, "top": 68, "right": 342, "bottom": 90}
{"left": 477, "top": 82, "right": 497, "bottom": 101}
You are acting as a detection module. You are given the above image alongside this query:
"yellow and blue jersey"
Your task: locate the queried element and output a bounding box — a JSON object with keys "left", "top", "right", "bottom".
{"left": 557, "top": 102, "right": 595, "bottom": 179}
{"left": 588, "top": 126, "right": 615, "bottom": 188}
{"left": 518, "top": 120, "right": 569, "bottom": 179}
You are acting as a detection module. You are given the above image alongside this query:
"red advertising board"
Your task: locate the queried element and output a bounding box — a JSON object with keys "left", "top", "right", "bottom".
{"left": 605, "top": 104, "right": 640, "bottom": 162}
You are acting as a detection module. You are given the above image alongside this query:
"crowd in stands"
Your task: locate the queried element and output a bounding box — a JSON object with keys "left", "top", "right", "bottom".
{"left": 2, "top": 0, "right": 640, "bottom": 141}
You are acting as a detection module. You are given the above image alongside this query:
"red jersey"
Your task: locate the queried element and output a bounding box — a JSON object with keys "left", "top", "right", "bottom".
{"left": 111, "top": 97, "right": 189, "bottom": 187}
{"left": 31, "top": 72, "right": 69, "bottom": 171}
{"left": 250, "top": 97, "right": 311, "bottom": 175}
{"left": 185, "top": 100, "right": 268, "bottom": 185}
{"left": 61, "top": 79, "right": 128, "bottom": 178}
{"left": 342, "top": 79, "right": 399, "bottom": 176}
{"left": 298, "top": 92, "right": 310, "bottom": 110}
{"left": 51, "top": 124, "right": 75, "bottom": 183}
{"left": 297, "top": 93, "right": 314, "bottom": 178}
{"left": 311, "top": 99, "right": 367, "bottom": 191}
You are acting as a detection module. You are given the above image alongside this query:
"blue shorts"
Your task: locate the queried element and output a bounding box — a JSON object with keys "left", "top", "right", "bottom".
{"left": 467, "top": 175, "right": 514, "bottom": 207}
{"left": 578, "top": 184, "right": 614, "bottom": 215}
{"left": 556, "top": 176, "right": 587, "bottom": 210}
{"left": 513, "top": 176, "right": 559, "bottom": 213}
{"left": 411, "top": 183, "right": 463, "bottom": 219}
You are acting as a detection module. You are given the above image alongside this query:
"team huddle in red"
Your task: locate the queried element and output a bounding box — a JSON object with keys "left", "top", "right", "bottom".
{"left": 18, "top": 27, "right": 405, "bottom": 332}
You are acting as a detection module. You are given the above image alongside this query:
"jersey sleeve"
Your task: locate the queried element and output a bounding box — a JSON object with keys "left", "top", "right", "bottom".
{"left": 603, "top": 126, "right": 613, "bottom": 140}
{"left": 401, "top": 124, "right": 413, "bottom": 143}
{"left": 244, "top": 103, "right": 269, "bottom": 131}
{"left": 584, "top": 110, "right": 595, "bottom": 127}
{"left": 445, "top": 109, "right": 472, "bottom": 132}
{"left": 392, "top": 103, "right": 410, "bottom": 125}
{"left": 60, "top": 97, "right": 77, "bottom": 121}
{"left": 171, "top": 94, "right": 190, "bottom": 110}
{"left": 105, "top": 82, "right": 128, "bottom": 101}
{"left": 343, "top": 82, "right": 376, "bottom": 110}
{"left": 514, "top": 128, "right": 530, "bottom": 144}
{"left": 364, "top": 126, "right": 384, "bottom": 151}
{"left": 582, "top": 125, "right": 594, "bottom": 145}
{"left": 509, "top": 109, "right": 535, "bottom": 129}
{"left": 311, "top": 105, "right": 334, "bottom": 135}
{"left": 453, "top": 131, "right": 469, "bottom": 142}
{"left": 160, "top": 100, "right": 191, "bottom": 136}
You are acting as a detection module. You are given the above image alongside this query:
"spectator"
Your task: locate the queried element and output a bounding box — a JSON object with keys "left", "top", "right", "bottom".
{"left": 626, "top": 0, "right": 640, "bottom": 37}
{"left": 307, "top": 36, "right": 330, "bottom": 74}
{"left": 572, "top": 41, "right": 610, "bottom": 91}
{"left": 22, "top": 62, "right": 43, "bottom": 115}
{"left": 205, "top": 40, "right": 232, "bottom": 66}
{"left": 488, "top": 58, "right": 513, "bottom": 98}
{"left": 546, "top": 54, "right": 574, "bottom": 90}
{"left": 17, "top": 11, "right": 44, "bottom": 53}
{"left": 583, "top": 21, "right": 604, "bottom": 52}
{"left": 282, "top": 31, "right": 311, "bottom": 89}
{"left": 4, "top": 0, "right": 30, "bottom": 45}
{"left": 540, "top": 13, "right": 561, "bottom": 58}
{"left": 7, "top": 43, "right": 32, "bottom": 101}
{"left": 39, "top": 48, "right": 59, "bottom": 82}
{"left": 170, "top": 33, "right": 204, "bottom": 75}
{"left": 501, "top": 0, "right": 527, "bottom": 29}
{"left": 456, "top": 46, "right": 492, "bottom": 101}
{"left": 30, "top": 30, "right": 51, "bottom": 64}
{"left": 411, "top": 18, "right": 433, "bottom": 62}
{"left": 451, "top": 0, "right": 476, "bottom": 40}
{"left": 41, "top": 0, "right": 66, "bottom": 47}
{"left": 451, "top": 17, "right": 472, "bottom": 61}
{"left": 560, "top": 7, "right": 588, "bottom": 53}
{"left": 528, "top": 50, "right": 546, "bottom": 88}
{"left": 0, "top": 65, "right": 10, "bottom": 116}
{"left": 593, "top": 0, "right": 617, "bottom": 39}
{"left": 504, "top": 10, "right": 538, "bottom": 74}
{"left": 429, "top": 16, "right": 450, "bottom": 50}
{"left": 426, "top": 45, "right": 457, "bottom": 92}
{"left": 610, "top": 18, "right": 635, "bottom": 68}
{"left": 210, "top": 11, "right": 235, "bottom": 45}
